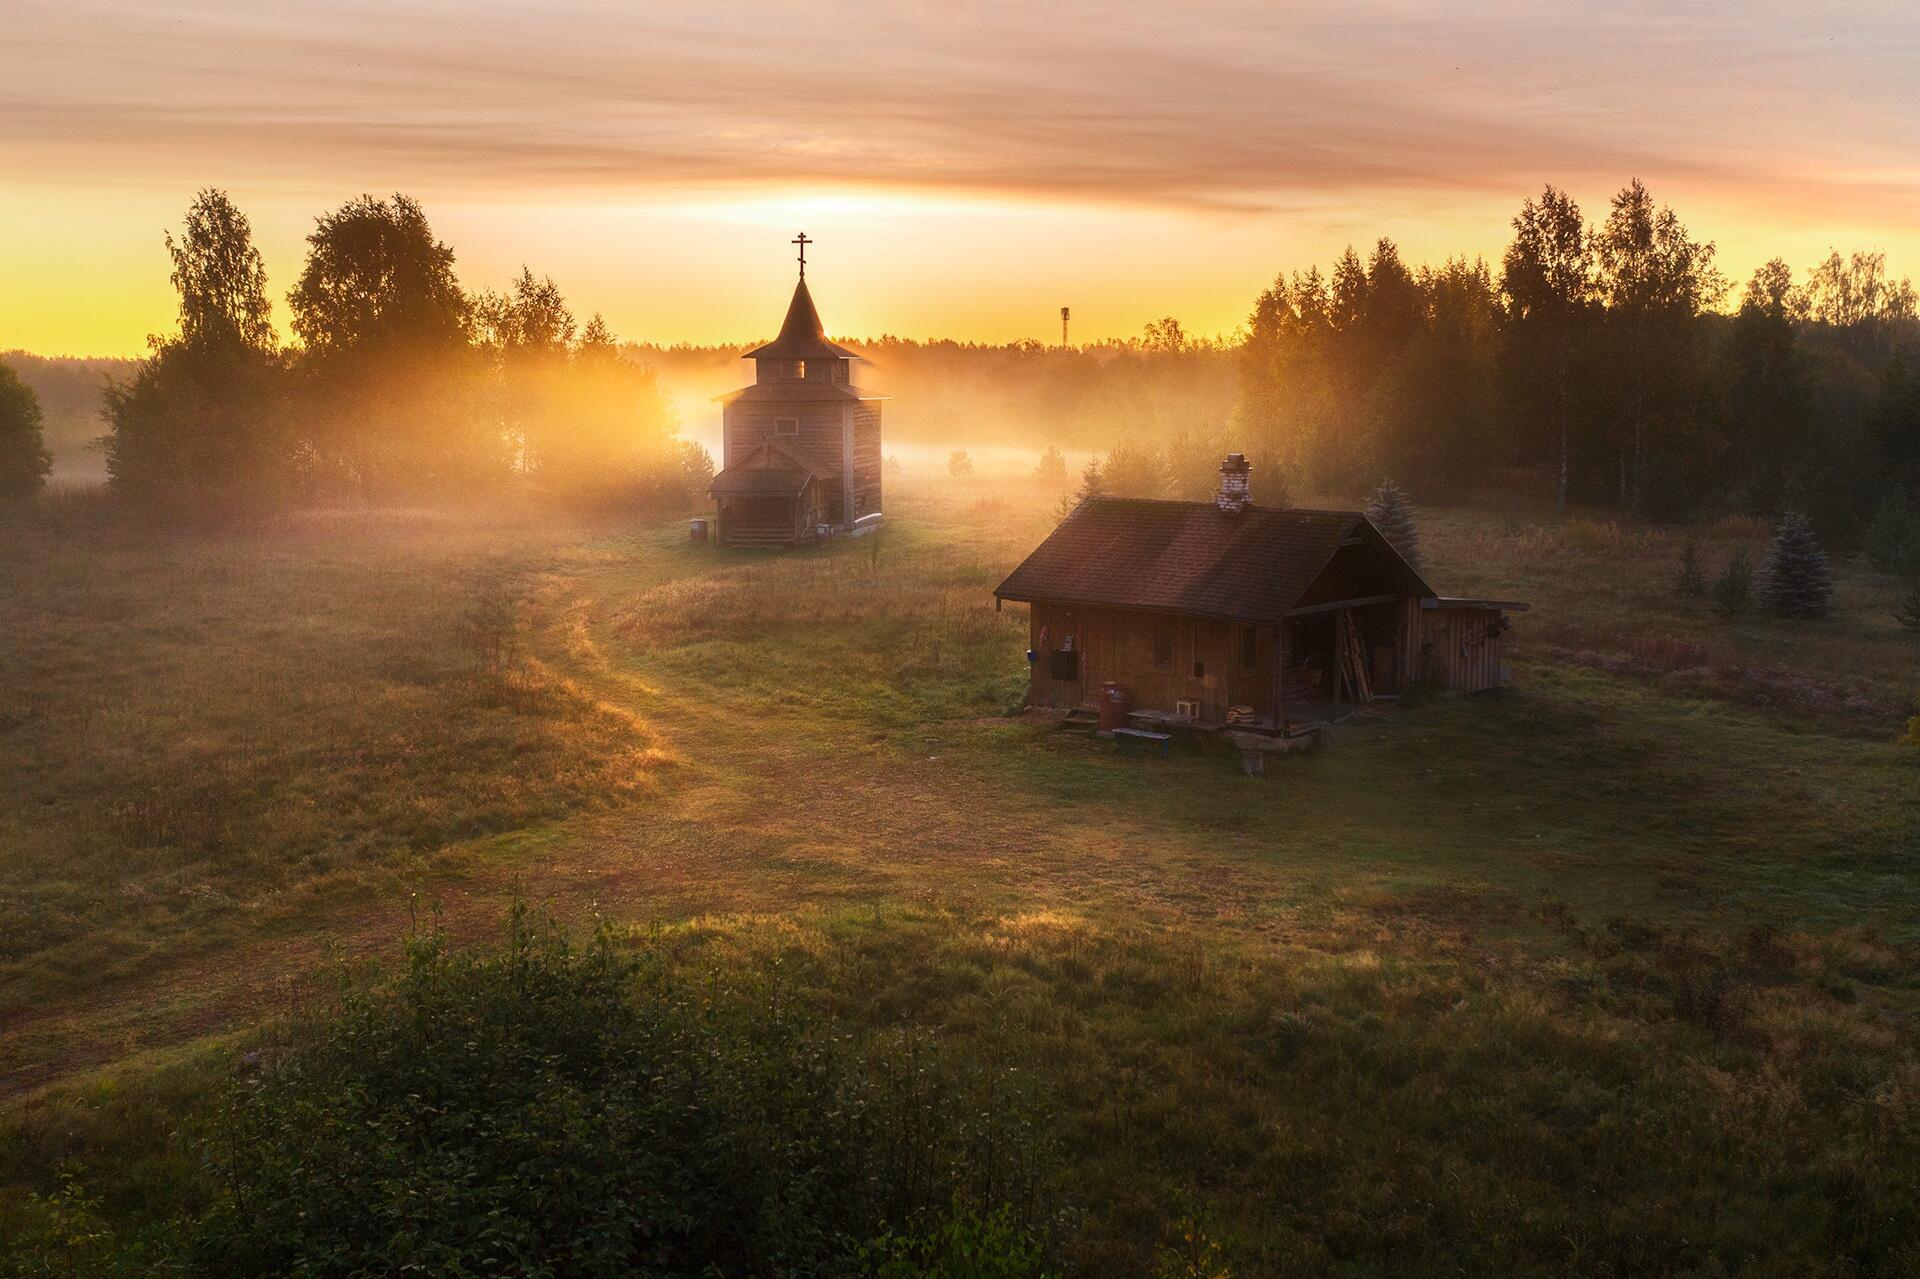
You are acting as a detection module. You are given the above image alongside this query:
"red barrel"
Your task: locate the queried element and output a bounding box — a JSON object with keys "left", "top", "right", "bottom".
{"left": 1098, "top": 681, "right": 1130, "bottom": 733}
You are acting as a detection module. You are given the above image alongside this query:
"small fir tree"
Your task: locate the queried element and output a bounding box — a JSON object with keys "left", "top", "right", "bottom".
{"left": 1756, "top": 510, "right": 1833, "bottom": 619}
{"left": 1059, "top": 459, "right": 1104, "bottom": 518}
{"left": 1033, "top": 445, "right": 1068, "bottom": 489}
{"left": 947, "top": 449, "right": 973, "bottom": 477}
{"left": 1675, "top": 538, "right": 1707, "bottom": 600}
{"left": 1365, "top": 478, "right": 1422, "bottom": 568}
{"left": 1712, "top": 548, "right": 1754, "bottom": 620}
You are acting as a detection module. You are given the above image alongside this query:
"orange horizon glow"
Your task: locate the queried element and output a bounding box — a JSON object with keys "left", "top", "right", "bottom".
{"left": 4, "top": 2, "right": 1918, "bottom": 357}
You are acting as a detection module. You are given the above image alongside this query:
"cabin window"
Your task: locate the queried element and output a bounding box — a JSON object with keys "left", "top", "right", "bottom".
{"left": 775, "top": 416, "right": 799, "bottom": 436}
{"left": 1241, "top": 626, "right": 1258, "bottom": 670}
{"left": 795, "top": 360, "right": 808, "bottom": 380}
{"left": 831, "top": 360, "right": 847, "bottom": 382}
{"left": 1152, "top": 621, "right": 1173, "bottom": 670}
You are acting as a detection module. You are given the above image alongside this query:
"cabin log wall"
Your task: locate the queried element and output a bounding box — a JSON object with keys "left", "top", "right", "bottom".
{"left": 1026, "top": 603, "right": 1279, "bottom": 722}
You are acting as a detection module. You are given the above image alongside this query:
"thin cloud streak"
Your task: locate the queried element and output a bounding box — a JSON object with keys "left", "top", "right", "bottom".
{"left": 4, "top": 0, "right": 1916, "bottom": 218}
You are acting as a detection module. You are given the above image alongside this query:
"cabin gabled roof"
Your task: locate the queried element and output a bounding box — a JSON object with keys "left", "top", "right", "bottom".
{"left": 708, "top": 438, "right": 827, "bottom": 498}
{"left": 742, "top": 279, "right": 859, "bottom": 361}
{"left": 993, "top": 497, "right": 1436, "bottom": 626}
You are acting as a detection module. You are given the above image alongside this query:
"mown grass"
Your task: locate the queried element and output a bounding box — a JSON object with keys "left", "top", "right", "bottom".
{"left": 3, "top": 467, "right": 1918, "bottom": 1274}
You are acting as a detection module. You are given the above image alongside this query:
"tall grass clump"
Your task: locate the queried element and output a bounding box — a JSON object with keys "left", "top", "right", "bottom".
{"left": 179, "top": 908, "right": 1056, "bottom": 1276}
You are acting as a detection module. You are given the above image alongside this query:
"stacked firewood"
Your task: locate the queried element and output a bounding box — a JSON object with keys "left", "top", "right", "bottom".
{"left": 1225, "top": 704, "right": 1256, "bottom": 726}
{"left": 1339, "top": 613, "right": 1374, "bottom": 704}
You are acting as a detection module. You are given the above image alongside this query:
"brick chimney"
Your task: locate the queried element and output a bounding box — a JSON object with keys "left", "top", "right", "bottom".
{"left": 1216, "top": 453, "right": 1251, "bottom": 513}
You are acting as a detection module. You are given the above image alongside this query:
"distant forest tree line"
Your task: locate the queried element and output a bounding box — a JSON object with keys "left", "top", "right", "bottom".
{"left": 629, "top": 321, "right": 1241, "bottom": 458}
{"left": 1236, "top": 180, "right": 1920, "bottom": 555}
{"left": 0, "top": 179, "right": 1915, "bottom": 559}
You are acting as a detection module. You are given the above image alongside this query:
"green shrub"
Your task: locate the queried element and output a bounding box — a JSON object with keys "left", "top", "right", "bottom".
{"left": 1711, "top": 549, "right": 1754, "bottom": 620}
{"left": 1865, "top": 496, "right": 1920, "bottom": 577}
{"left": 863, "top": 1202, "right": 1058, "bottom": 1278}
{"left": 1673, "top": 538, "right": 1706, "bottom": 600}
{"left": 1896, "top": 575, "right": 1920, "bottom": 634}
{"left": 184, "top": 908, "right": 1055, "bottom": 1277}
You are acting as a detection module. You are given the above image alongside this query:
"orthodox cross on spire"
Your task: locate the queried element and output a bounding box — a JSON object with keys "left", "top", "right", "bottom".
{"left": 792, "top": 231, "right": 812, "bottom": 279}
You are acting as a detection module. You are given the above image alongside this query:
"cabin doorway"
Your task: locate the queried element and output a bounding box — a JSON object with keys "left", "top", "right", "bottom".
{"left": 1282, "top": 614, "right": 1336, "bottom": 715}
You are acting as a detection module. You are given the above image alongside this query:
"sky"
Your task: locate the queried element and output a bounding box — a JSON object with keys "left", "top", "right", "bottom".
{"left": 3, "top": 0, "right": 1918, "bottom": 356}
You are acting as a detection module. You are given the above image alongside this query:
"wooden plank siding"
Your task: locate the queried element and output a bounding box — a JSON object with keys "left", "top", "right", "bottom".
{"left": 721, "top": 399, "right": 883, "bottom": 528}
{"left": 1022, "top": 595, "right": 1451, "bottom": 722}
{"left": 1419, "top": 605, "right": 1508, "bottom": 692}
{"left": 850, "top": 403, "right": 883, "bottom": 519}
{"left": 1025, "top": 603, "right": 1279, "bottom": 722}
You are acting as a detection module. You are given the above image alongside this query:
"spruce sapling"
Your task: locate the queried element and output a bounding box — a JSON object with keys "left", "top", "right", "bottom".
{"left": 1756, "top": 510, "right": 1833, "bottom": 620}
{"left": 1365, "top": 478, "right": 1422, "bottom": 568}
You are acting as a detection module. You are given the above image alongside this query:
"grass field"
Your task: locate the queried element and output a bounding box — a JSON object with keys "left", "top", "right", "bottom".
{"left": 3, "top": 469, "right": 1918, "bottom": 1273}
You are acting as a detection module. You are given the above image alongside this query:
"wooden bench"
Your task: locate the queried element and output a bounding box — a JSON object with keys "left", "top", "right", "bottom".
{"left": 1111, "top": 726, "right": 1172, "bottom": 757}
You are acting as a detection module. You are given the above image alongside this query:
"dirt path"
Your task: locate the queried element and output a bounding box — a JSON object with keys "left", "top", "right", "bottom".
{"left": 4, "top": 555, "right": 1317, "bottom": 1101}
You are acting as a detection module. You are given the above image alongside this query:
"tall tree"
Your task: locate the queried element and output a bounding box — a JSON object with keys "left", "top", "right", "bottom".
{"left": 289, "top": 194, "right": 468, "bottom": 359}
{"left": 288, "top": 194, "right": 482, "bottom": 496}
{"left": 1873, "top": 354, "right": 1920, "bottom": 496}
{"left": 1725, "top": 259, "right": 1811, "bottom": 511}
{"left": 1800, "top": 250, "right": 1918, "bottom": 359}
{"left": 0, "top": 358, "right": 52, "bottom": 500}
{"left": 1239, "top": 265, "right": 1336, "bottom": 487}
{"left": 550, "top": 312, "right": 680, "bottom": 507}
{"left": 104, "top": 189, "right": 286, "bottom": 515}
{"left": 1593, "top": 179, "right": 1725, "bottom": 508}
{"left": 1393, "top": 256, "right": 1500, "bottom": 491}
{"left": 477, "top": 268, "right": 577, "bottom": 479}
{"left": 1500, "top": 185, "right": 1593, "bottom": 508}
{"left": 168, "top": 191, "right": 276, "bottom": 352}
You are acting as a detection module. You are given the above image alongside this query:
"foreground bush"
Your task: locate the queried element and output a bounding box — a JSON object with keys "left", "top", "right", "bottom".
{"left": 184, "top": 909, "right": 1054, "bottom": 1277}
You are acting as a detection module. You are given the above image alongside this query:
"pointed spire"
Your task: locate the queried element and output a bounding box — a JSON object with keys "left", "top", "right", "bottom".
{"left": 742, "top": 237, "right": 858, "bottom": 361}
{"left": 777, "top": 277, "right": 827, "bottom": 348}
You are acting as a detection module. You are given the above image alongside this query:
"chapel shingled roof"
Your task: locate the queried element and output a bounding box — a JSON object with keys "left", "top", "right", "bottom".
{"left": 993, "top": 497, "right": 1434, "bottom": 625}
{"left": 742, "top": 278, "right": 859, "bottom": 361}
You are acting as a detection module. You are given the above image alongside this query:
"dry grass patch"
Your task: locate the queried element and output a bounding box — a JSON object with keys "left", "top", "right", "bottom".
{"left": 0, "top": 512, "right": 662, "bottom": 1013}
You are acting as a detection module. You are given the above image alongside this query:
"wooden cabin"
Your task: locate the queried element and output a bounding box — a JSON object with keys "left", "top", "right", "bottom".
{"left": 993, "top": 454, "right": 1526, "bottom": 730}
{"left": 708, "top": 239, "right": 886, "bottom": 548}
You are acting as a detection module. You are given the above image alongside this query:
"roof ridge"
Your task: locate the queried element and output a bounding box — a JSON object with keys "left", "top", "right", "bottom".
{"left": 1080, "top": 495, "right": 1362, "bottom": 518}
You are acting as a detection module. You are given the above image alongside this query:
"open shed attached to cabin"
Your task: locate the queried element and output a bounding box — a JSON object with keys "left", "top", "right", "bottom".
{"left": 993, "top": 455, "right": 1527, "bottom": 731}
